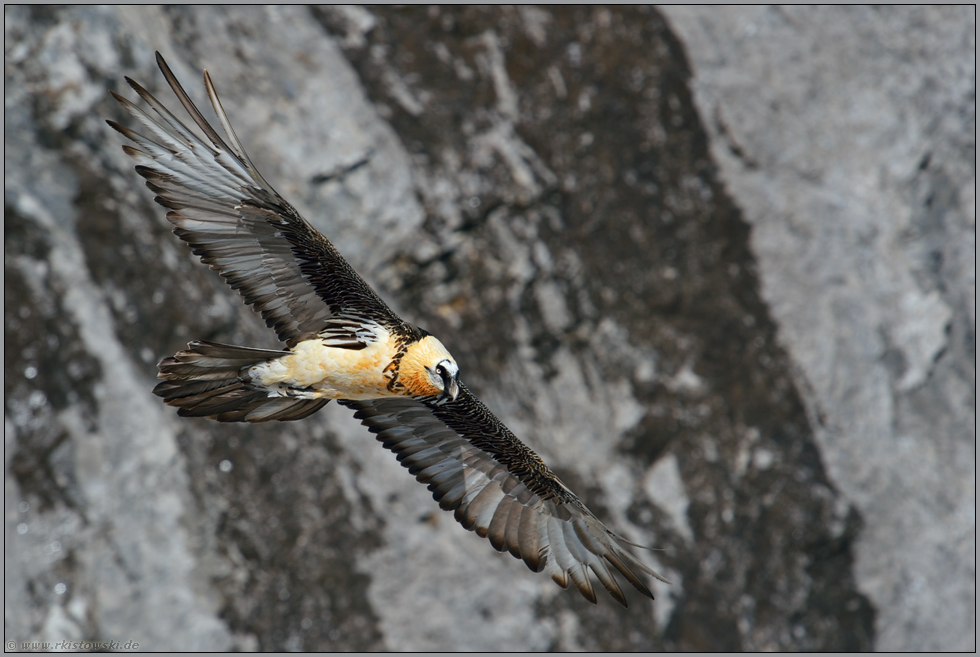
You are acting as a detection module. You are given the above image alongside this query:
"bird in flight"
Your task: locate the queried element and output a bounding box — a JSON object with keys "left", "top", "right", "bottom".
{"left": 108, "top": 52, "right": 670, "bottom": 607}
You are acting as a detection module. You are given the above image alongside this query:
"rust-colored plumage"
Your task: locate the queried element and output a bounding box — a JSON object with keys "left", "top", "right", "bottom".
{"left": 109, "top": 52, "right": 670, "bottom": 606}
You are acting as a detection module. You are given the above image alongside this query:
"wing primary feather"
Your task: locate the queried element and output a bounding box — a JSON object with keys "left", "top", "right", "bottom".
{"left": 589, "top": 561, "right": 628, "bottom": 608}
{"left": 571, "top": 516, "right": 617, "bottom": 564}
{"left": 603, "top": 551, "right": 654, "bottom": 600}
{"left": 106, "top": 114, "right": 171, "bottom": 153}
{"left": 154, "top": 52, "right": 236, "bottom": 157}
{"left": 570, "top": 564, "right": 597, "bottom": 604}
{"left": 608, "top": 537, "right": 674, "bottom": 585}
{"left": 203, "top": 70, "right": 274, "bottom": 191}
{"left": 110, "top": 92, "right": 221, "bottom": 178}
{"left": 124, "top": 76, "right": 218, "bottom": 155}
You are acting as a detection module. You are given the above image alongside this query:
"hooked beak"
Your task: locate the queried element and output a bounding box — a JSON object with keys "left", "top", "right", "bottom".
{"left": 441, "top": 373, "right": 460, "bottom": 402}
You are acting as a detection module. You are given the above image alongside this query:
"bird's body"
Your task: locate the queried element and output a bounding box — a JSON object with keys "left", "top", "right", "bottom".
{"left": 109, "top": 52, "right": 669, "bottom": 606}
{"left": 248, "top": 334, "right": 399, "bottom": 400}
{"left": 243, "top": 329, "right": 452, "bottom": 401}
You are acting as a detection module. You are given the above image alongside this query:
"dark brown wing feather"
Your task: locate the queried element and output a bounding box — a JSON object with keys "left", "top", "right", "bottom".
{"left": 342, "top": 384, "right": 671, "bottom": 607}
{"left": 108, "top": 52, "right": 416, "bottom": 348}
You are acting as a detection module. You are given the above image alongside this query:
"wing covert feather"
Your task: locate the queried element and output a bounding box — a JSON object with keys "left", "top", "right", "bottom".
{"left": 342, "top": 385, "right": 671, "bottom": 607}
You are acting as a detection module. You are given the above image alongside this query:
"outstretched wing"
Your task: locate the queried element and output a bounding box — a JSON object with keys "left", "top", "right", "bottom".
{"left": 108, "top": 52, "right": 410, "bottom": 349}
{"left": 342, "top": 384, "right": 671, "bottom": 607}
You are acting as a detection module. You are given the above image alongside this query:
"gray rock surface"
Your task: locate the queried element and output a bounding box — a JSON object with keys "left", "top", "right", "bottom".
{"left": 661, "top": 6, "right": 976, "bottom": 651}
{"left": 4, "top": 5, "right": 972, "bottom": 651}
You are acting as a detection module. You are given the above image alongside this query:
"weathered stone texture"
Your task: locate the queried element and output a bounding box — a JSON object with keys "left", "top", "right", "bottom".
{"left": 661, "top": 6, "right": 975, "bottom": 651}
{"left": 4, "top": 6, "right": 972, "bottom": 651}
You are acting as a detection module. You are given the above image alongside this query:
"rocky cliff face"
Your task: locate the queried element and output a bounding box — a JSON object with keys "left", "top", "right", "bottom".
{"left": 5, "top": 6, "right": 974, "bottom": 651}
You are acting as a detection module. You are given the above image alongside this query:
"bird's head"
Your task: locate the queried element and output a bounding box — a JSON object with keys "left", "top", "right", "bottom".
{"left": 400, "top": 335, "right": 460, "bottom": 402}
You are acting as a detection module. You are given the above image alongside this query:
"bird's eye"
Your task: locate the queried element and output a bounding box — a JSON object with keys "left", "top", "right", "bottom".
{"left": 435, "top": 364, "right": 446, "bottom": 377}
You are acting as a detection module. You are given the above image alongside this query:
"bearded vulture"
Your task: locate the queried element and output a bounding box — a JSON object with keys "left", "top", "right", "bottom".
{"left": 108, "top": 52, "right": 670, "bottom": 607}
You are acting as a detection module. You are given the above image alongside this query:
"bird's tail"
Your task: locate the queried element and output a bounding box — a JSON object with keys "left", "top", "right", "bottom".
{"left": 153, "top": 340, "right": 329, "bottom": 422}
